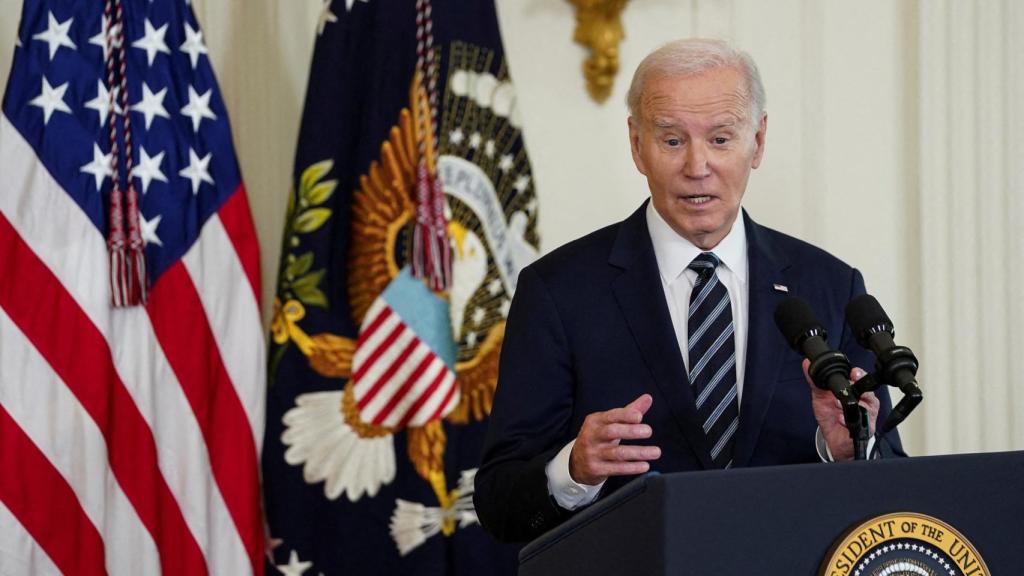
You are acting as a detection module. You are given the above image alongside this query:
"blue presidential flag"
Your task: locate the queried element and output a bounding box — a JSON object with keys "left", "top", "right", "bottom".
{"left": 263, "top": 0, "right": 539, "bottom": 574}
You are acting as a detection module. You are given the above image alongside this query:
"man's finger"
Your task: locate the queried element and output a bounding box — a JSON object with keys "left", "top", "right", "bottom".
{"left": 595, "top": 461, "right": 651, "bottom": 477}
{"left": 595, "top": 423, "right": 652, "bottom": 442}
{"left": 597, "top": 394, "right": 655, "bottom": 425}
{"left": 601, "top": 444, "right": 661, "bottom": 462}
{"left": 625, "top": 393, "right": 654, "bottom": 415}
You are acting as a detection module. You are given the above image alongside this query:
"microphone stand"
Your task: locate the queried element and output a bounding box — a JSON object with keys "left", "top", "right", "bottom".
{"left": 851, "top": 371, "right": 923, "bottom": 458}
{"left": 808, "top": 348, "right": 870, "bottom": 460}
{"left": 841, "top": 401, "right": 870, "bottom": 461}
{"left": 851, "top": 373, "right": 881, "bottom": 460}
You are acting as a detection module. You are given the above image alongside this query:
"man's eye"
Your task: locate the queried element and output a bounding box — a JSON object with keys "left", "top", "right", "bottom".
{"left": 713, "top": 137, "right": 729, "bottom": 145}
{"left": 665, "top": 138, "right": 681, "bottom": 147}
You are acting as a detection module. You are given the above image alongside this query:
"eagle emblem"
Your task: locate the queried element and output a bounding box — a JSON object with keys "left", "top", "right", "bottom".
{"left": 270, "top": 41, "right": 538, "bottom": 554}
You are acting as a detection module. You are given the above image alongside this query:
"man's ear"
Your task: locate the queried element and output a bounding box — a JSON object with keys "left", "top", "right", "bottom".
{"left": 751, "top": 111, "right": 767, "bottom": 169}
{"left": 628, "top": 116, "right": 647, "bottom": 175}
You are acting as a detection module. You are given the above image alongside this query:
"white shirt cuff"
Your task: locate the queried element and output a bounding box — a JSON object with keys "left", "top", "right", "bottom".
{"left": 545, "top": 439, "right": 605, "bottom": 510}
{"left": 815, "top": 426, "right": 877, "bottom": 462}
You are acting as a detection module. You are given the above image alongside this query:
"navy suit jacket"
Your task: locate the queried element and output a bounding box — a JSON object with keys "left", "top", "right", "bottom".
{"left": 474, "top": 204, "right": 904, "bottom": 542}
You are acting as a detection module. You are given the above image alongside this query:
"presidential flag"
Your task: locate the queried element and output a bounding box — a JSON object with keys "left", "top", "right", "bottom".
{"left": 0, "top": 0, "right": 265, "bottom": 574}
{"left": 263, "top": 0, "right": 539, "bottom": 574}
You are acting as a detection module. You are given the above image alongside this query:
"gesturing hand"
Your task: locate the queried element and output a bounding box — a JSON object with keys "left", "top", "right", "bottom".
{"left": 568, "top": 394, "right": 662, "bottom": 486}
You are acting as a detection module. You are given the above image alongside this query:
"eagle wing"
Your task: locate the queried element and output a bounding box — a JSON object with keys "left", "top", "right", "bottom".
{"left": 447, "top": 322, "right": 505, "bottom": 424}
{"left": 346, "top": 107, "right": 420, "bottom": 327}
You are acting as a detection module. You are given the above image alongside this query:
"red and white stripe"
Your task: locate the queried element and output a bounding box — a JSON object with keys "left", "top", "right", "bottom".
{"left": 0, "top": 113, "right": 265, "bottom": 576}
{"left": 350, "top": 299, "right": 458, "bottom": 429}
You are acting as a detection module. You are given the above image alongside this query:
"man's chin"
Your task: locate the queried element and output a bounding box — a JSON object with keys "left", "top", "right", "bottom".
{"left": 671, "top": 217, "right": 735, "bottom": 249}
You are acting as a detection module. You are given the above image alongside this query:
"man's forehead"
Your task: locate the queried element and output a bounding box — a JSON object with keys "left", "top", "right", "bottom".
{"left": 641, "top": 74, "right": 747, "bottom": 111}
{"left": 651, "top": 115, "right": 741, "bottom": 129}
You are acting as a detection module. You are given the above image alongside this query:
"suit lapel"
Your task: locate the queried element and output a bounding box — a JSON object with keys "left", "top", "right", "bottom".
{"left": 732, "top": 212, "right": 793, "bottom": 467}
{"left": 609, "top": 204, "right": 715, "bottom": 469}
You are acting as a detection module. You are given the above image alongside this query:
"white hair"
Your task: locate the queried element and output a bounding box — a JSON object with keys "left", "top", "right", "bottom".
{"left": 626, "top": 38, "right": 766, "bottom": 126}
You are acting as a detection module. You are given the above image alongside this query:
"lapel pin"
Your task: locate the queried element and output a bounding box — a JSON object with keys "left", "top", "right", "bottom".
{"left": 773, "top": 283, "right": 789, "bottom": 293}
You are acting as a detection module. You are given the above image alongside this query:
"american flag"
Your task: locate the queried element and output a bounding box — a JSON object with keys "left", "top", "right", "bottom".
{"left": 0, "top": 1, "right": 265, "bottom": 575}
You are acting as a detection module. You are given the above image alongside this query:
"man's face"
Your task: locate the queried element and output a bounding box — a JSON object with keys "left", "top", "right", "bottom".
{"left": 628, "top": 66, "right": 767, "bottom": 249}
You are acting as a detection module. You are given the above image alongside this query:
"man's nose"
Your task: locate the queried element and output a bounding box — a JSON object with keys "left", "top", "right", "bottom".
{"left": 683, "top": 142, "right": 711, "bottom": 179}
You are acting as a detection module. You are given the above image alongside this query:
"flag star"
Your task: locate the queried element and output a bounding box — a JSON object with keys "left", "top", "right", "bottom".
{"left": 84, "top": 80, "right": 123, "bottom": 126}
{"left": 484, "top": 139, "right": 496, "bottom": 158}
{"left": 134, "top": 147, "right": 168, "bottom": 194}
{"left": 132, "top": 83, "right": 171, "bottom": 129}
{"left": 179, "top": 22, "right": 208, "bottom": 69}
{"left": 15, "top": 35, "right": 22, "bottom": 48}
{"left": 466, "top": 331, "right": 478, "bottom": 348}
{"left": 180, "top": 86, "right": 217, "bottom": 132}
{"left": 317, "top": 0, "right": 338, "bottom": 36}
{"left": 132, "top": 19, "right": 170, "bottom": 66}
{"left": 525, "top": 197, "right": 538, "bottom": 214}
{"left": 139, "top": 213, "right": 163, "bottom": 247}
{"left": 29, "top": 77, "right": 72, "bottom": 125}
{"left": 471, "top": 307, "right": 486, "bottom": 325}
{"left": 265, "top": 536, "right": 284, "bottom": 564}
{"left": 80, "top": 144, "right": 112, "bottom": 191}
{"left": 449, "top": 128, "right": 465, "bottom": 146}
{"left": 32, "top": 11, "right": 77, "bottom": 61}
{"left": 89, "top": 14, "right": 122, "bottom": 60}
{"left": 469, "top": 132, "right": 482, "bottom": 149}
{"left": 179, "top": 148, "right": 214, "bottom": 194}
{"left": 498, "top": 154, "right": 514, "bottom": 173}
{"left": 277, "top": 550, "right": 313, "bottom": 576}
{"left": 344, "top": 0, "right": 370, "bottom": 11}
{"left": 487, "top": 278, "right": 502, "bottom": 296}
{"left": 513, "top": 174, "right": 531, "bottom": 194}
{"left": 499, "top": 299, "right": 511, "bottom": 318}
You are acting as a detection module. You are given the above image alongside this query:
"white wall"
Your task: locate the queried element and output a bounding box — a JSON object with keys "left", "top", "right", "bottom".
{"left": 2, "top": 0, "right": 1021, "bottom": 457}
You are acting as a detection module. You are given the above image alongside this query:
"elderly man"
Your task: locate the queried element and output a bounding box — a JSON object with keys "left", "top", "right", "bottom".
{"left": 474, "top": 38, "right": 903, "bottom": 543}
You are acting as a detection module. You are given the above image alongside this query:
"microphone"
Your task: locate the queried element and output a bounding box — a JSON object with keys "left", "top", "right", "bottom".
{"left": 844, "top": 294, "right": 923, "bottom": 435}
{"left": 774, "top": 297, "right": 871, "bottom": 459}
{"left": 773, "top": 298, "right": 858, "bottom": 408}
{"left": 844, "top": 295, "right": 919, "bottom": 393}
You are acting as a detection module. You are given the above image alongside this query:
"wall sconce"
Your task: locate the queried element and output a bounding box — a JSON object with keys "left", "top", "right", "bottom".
{"left": 568, "top": 0, "right": 629, "bottom": 103}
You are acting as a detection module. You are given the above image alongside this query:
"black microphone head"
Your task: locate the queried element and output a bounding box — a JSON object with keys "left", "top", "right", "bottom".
{"left": 774, "top": 297, "right": 826, "bottom": 350}
{"left": 845, "top": 294, "right": 894, "bottom": 346}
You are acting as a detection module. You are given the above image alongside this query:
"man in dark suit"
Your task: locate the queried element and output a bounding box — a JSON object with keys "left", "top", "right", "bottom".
{"left": 474, "top": 38, "right": 903, "bottom": 543}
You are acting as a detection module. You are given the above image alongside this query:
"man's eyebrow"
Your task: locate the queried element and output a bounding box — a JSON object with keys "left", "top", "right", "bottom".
{"left": 653, "top": 118, "right": 676, "bottom": 128}
{"left": 713, "top": 117, "right": 742, "bottom": 129}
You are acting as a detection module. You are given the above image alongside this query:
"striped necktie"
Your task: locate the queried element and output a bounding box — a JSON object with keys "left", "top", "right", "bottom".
{"left": 687, "top": 252, "right": 739, "bottom": 468}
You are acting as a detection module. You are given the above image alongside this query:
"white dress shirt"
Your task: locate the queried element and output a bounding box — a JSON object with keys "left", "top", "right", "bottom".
{"left": 545, "top": 203, "right": 750, "bottom": 510}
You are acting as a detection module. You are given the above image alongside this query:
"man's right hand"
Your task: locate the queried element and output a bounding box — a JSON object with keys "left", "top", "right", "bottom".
{"left": 568, "top": 393, "right": 662, "bottom": 485}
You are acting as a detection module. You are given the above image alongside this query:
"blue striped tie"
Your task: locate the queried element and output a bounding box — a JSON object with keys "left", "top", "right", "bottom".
{"left": 687, "top": 252, "right": 739, "bottom": 469}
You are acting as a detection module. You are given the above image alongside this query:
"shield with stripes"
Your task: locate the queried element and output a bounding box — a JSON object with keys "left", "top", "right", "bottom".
{"left": 350, "top": 268, "right": 459, "bottom": 430}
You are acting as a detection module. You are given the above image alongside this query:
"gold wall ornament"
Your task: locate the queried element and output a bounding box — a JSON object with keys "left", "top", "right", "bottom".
{"left": 568, "top": 0, "right": 629, "bottom": 103}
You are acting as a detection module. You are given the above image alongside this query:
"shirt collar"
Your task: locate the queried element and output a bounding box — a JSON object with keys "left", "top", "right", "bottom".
{"left": 645, "top": 201, "right": 748, "bottom": 284}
